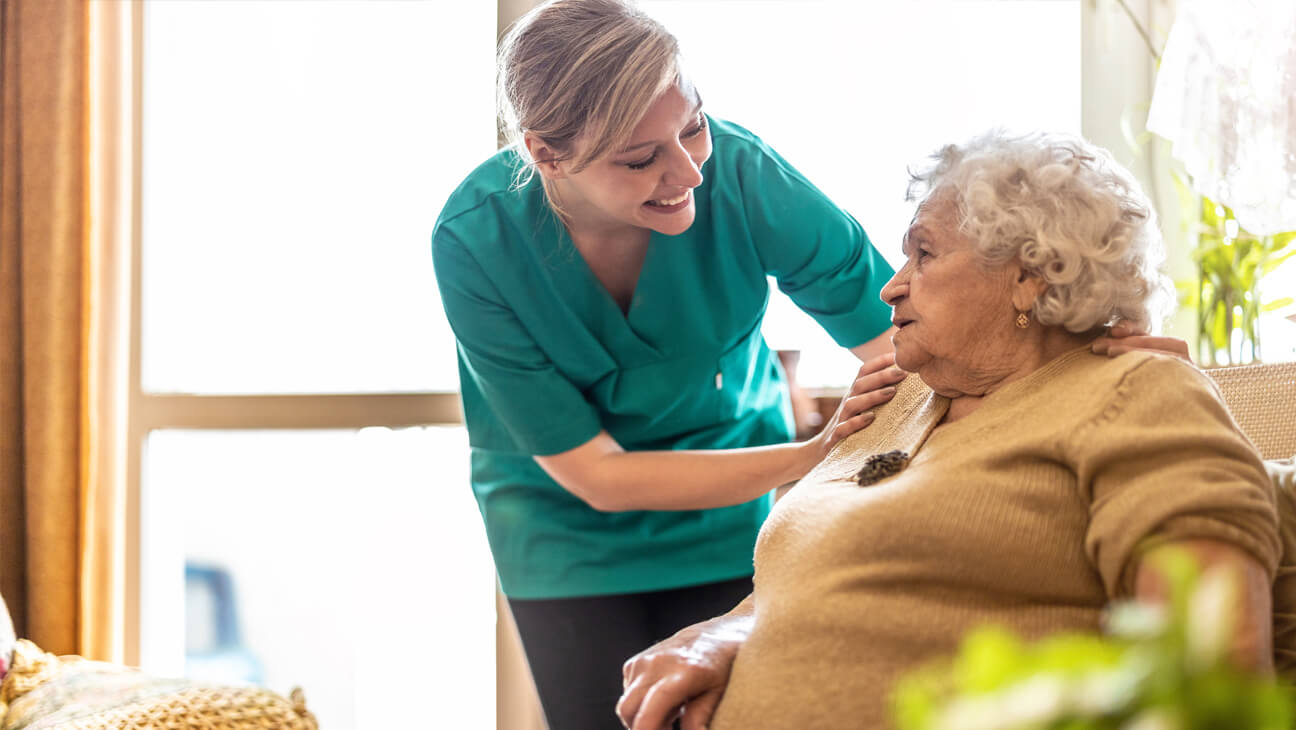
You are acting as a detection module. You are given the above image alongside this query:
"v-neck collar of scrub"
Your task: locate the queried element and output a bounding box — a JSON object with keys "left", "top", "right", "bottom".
{"left": 545, "top": 220, "right": 665, "bottom": 362}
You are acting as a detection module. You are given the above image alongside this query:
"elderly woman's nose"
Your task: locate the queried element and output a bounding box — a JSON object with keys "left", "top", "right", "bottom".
{"left": 880, "top": 269, "right": 908, "bottom": 305}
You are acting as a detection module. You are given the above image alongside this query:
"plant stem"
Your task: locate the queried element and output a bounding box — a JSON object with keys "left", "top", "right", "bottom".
{"left": 1114, "top": 0, "right": 1161, "bottom": 61}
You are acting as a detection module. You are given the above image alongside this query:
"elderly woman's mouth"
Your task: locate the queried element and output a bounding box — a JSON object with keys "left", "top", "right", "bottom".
{"left": 892, "top": 318, "right": 914, "bottom": 329}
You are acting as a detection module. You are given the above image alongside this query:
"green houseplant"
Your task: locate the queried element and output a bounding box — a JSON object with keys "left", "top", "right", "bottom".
{"left": 1115, "top": 0, "right": 1296, "bottom": 366}
{"left": 1181, "top": 193, "right": 1296, "bottom": 366}
{"left": 892, "top": 551, "right": 1295, "bottom": 730}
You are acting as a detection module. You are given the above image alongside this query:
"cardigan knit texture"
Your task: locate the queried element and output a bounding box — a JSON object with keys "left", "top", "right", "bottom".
{"left": 710, "top": 348, "right": 1280, "bottom": 729}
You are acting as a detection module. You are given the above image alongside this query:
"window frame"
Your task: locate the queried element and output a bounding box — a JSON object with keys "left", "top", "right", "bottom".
{"left": 102, "top": 2, "right": 1179, "bottom": 724}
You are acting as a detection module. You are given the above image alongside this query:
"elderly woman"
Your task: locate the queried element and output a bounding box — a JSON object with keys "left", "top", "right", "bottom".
{"left": 616, "top": 131, "right": 1279, "bottom": 730}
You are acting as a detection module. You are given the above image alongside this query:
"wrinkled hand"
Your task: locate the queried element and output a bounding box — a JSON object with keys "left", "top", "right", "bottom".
{"left": 1091, "top": 322, "right": 1192, "bottom": 362}
{"left": 617, "top": 613, "right": 753, "bottom": 730}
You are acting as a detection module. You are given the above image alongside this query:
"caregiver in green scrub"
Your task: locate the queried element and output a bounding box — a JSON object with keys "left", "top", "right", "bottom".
{"left": 432, "top": 2, "right": 898, "bottom": 725}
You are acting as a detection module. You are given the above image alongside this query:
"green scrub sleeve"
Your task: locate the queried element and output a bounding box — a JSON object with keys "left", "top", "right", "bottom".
{"left": 720, "top": 134, "right": 895, "bottom": 349}
{"left": 433, "top": 229, "right": 603, "bottom": 456}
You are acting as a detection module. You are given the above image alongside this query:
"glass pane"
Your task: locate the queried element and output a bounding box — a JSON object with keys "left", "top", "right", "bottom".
{"left": 1261, "top": 260, "right": 1296, "bottom": 362}
{"left": 140, "top": 427, "right": 494, "bottom": 730}
{"left": 141, "top": 1, "right": 495, "bottom": 394}
{"left": 641, "top": 0, "right": 1082, "bottom": 386}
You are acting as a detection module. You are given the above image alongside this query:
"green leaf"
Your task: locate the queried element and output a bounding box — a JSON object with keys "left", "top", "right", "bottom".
{"left": 889, "top": 548, "right": 1296, "bottom": 730}
{"left": 1211, "top": 299, "right": 1230, "bottom": 352}
{"left": 1262, "top": 297, "right": 1294, "bottom": 313}
{"left": 1261, "top": 247, "right": 1296, "bottom": 277}
{"left": 953, "top": 628, "right": 1028, "bottom": 691}
{"left": 1271, "top": 230, "right": 1296, "bottom": 248}
{"left": 1200, "top": 195, "right": 1226, "bottom": 229}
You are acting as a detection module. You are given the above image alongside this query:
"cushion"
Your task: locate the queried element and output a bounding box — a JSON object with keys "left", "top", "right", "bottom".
{"left": 0, "top": 639, "right": 317, "bottom": 730}
{"left": 0, "top": 595, "right": 13, "bottom": 685}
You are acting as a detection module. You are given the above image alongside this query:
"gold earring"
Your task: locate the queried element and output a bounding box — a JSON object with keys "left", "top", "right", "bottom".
{"left": 1015, "top": 312, "right": 1030, "bottom": 329}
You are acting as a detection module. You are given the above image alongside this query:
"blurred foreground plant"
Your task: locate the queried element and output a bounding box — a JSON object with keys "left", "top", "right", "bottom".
{"left": 893, "top": 550, "right": 1294, "bottom": 730}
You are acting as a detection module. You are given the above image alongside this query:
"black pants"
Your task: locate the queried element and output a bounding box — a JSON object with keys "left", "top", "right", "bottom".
{"left": 508, "top": 576, "right": 753, "bottom": 730}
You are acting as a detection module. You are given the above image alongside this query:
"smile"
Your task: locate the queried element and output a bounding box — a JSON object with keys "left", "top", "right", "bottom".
{"left": 644, "top": 190, "right": 691, "bottom": 213}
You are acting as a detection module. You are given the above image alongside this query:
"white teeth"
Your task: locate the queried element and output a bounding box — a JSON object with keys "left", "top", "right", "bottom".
{"left": 649, "top": 191, "right": 689, "bottom": 206}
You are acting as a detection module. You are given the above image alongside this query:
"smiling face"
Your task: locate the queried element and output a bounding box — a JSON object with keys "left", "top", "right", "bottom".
{"left": 879, "top": 194, "right": 1022, "bottom": 388}
{"left": 533, "top": 82, "right": 712, "bottom": 238}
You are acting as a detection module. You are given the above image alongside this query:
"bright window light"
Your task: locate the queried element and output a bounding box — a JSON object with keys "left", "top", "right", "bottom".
{"left": 141, "top": 427, "right": 494, "bottom": 729}
{"left": 641, "top": 0, "right": 1082, "bottom": 386}
{"left": 1260, "top": 261, "right": 1296, "bottom": 362}
{"left": 141, "top": 1, "right": 494, "bottom": 394}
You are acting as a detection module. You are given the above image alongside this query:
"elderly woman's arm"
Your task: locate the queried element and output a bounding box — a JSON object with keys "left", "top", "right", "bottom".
{"left": 1076, "top": 355, "right": 1279, "bottom": 674}
{"left": 1134, "top": 538, "right": 1274, "bottom": 672}
{"left": 617, "top": 595, "right": 755, "bottom": 730}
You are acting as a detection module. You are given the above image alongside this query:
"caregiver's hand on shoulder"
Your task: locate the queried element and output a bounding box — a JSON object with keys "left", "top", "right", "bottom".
{"left": 1091, "top": 322, "right": 1192, "bottom": 363}
{"left": 617, "top": 612, "right": 754, "bottom": 730}
{"left": 801, "top": 353, "right": 905, "bottom": 467}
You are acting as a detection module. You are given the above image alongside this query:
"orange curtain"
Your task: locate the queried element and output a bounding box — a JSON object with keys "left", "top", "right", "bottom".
{"left": 0, "top": 0, "right": 89, "bottom": 656}
{"left": 81, "top": 0, "right": 133, "bottom": 665}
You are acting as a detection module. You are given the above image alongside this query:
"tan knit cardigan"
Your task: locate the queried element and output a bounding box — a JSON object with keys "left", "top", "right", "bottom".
{"left": 710, "top": 348, "right": 1280, "bottom": 730}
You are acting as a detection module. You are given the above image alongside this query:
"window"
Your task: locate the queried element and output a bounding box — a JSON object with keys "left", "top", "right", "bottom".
{"left": 141, "top": 1, "right": 485, "bottom": 394}
{"left": 134, "top": 3, "right": 495, "bottom": 728}
{"left": 1261, "top": 264, "right": 1296, "bottom": 362}
{"left": 639, "top": 0, "right": 1082, "bottom": 386}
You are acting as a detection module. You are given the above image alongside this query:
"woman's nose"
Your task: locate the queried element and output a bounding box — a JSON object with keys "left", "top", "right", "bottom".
{"left": 880, "top": 268, "right": 908, "bottom": 306}
{"left": 664, "top": 144, "right": 704, "bottom": 188}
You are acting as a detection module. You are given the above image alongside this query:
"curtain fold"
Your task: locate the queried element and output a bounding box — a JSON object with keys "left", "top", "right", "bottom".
{"left": 0, "top": 0, "right": 89, "bottom": 656}
{"left": 81, "top": 0, "right": 133, "bottom": 665}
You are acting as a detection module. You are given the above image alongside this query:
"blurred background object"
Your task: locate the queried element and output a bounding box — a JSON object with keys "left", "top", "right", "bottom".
{"left": 184, "top": 563, "right": 263, "bottom": 686}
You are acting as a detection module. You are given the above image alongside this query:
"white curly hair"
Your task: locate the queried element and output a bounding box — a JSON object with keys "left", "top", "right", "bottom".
{"left": 906, "top": 130, "right": 1174, "bottom": 333}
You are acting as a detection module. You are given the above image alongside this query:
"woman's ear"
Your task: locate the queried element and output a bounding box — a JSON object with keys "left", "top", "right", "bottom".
{"left": 1009, "top": 262, "right": 1049, "bottom": 313}
{"left": 523, "top": 133, "right": 567, "bottom": 181}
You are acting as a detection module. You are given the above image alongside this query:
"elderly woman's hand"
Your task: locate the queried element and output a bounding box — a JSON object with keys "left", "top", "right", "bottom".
{"left": 1091, "top": 323, "right": 1191, "bottom": 362}
{"left": 617, "top": 607, "right": 756, "bottom": 730}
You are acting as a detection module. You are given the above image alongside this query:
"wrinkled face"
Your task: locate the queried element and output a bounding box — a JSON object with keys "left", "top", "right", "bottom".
{"left": 880, "top": 195, "right": 1018, "bottom": 379}
{"left": 554, "top": 82, "right": 712, "bottom": 237}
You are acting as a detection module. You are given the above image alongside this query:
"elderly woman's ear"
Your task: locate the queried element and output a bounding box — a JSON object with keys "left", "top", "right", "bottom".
{"left": 1009, "top": 265, "right": 1049, "bottom": 318}
{"left": 1009, "top": 263, "right": 1191, "bottom": 362}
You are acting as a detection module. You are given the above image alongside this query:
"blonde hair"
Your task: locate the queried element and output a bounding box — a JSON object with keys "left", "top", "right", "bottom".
{"left": 907, "top": 130, "right": 1174, "bottom": 333}
{"left": 497, "top": 0, "right": 683, "bottom": 192}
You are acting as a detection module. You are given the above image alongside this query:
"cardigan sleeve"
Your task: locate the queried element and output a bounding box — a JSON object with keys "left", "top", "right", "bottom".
{"left": 1072, "top": 355, "right": 1280, "bottom": 598}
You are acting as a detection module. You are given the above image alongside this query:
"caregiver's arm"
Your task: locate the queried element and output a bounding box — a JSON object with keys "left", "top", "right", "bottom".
{"left": 618, "top": 594, "right": 756, "bottom": 730}
{"left": 850, "top": 327, "right": 898, "bottom": 362}
{"left": 536, "top": 353, "right": 905, "bottom": 512}
{"left": 1134, "top": 538, "right": 1274, "bottom": 673}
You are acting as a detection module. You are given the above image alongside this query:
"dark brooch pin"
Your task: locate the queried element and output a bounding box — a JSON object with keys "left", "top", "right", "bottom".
{"left": 855, "top": 450, "right": 910, "bottom": 486}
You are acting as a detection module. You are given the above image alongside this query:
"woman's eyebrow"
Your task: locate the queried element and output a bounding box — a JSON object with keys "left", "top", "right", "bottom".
{"left": 620, "top": 139, "right": 657, "bottom": 153}
{"left": 902, "top": 227, "right": 927, "bottom": 255}
{"left": 618, "top": 104, "right": 706, "bottom": 154}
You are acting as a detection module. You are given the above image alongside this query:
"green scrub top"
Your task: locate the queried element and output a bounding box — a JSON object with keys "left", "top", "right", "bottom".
{"left": 432, "top": 116, "right": 894, "bottom": 599}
